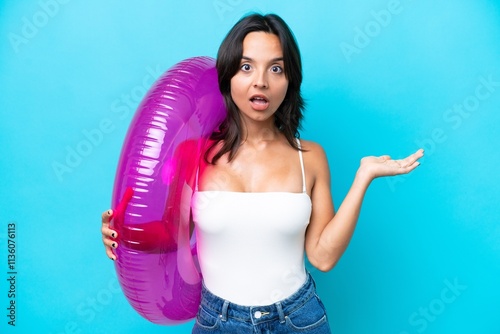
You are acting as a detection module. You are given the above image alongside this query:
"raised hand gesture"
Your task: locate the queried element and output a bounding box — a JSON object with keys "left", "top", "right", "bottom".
{"left": 357, "top": 149, "right": 424, "bottom": 181}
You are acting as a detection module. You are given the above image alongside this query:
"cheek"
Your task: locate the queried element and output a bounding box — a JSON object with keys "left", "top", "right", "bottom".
{"left": 283, "top": 82, "right": 289, "bottom": 97}
{"left": 277, "top": 82, "right": 289, "bottom": 102}
{"left": 230, "top": 77, "right": 244, "bottom": 101}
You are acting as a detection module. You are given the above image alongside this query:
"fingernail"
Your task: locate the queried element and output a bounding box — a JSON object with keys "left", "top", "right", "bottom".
{"left": 111, "top": 257, "right": 115, "bottom": 261}
{"left": 107, "top": 210, "right": 112, "bottom": 216}
{"left": 111, "top": 232, "right": 116, "bottom": 238}
{"left": 112, "top": 243, "right": 116, "bottom": 248}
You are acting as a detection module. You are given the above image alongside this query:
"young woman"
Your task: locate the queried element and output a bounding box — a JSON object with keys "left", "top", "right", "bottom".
{"left": 101, "top": 13, "right": 423, "bottom": 333}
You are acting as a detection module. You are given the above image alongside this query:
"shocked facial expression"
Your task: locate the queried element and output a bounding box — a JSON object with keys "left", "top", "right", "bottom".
{"left": 230, "top": 31, "right": 289, "bottom": 127}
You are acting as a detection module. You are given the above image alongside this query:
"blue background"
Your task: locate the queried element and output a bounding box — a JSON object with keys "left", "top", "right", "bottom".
{"left": 1, "top": 0, "right": 499, "bottom": 333}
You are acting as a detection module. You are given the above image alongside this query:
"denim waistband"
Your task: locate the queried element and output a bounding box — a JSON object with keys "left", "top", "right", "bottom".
{"left": 200, "top": 272, "right": 316, "bottom": 325}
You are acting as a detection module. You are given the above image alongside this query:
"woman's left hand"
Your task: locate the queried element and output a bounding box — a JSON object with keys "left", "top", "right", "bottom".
{"left": 357, "top": 149, "right": 424, "bottom": 181}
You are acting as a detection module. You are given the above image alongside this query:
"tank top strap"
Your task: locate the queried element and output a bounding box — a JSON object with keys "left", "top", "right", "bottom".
{"left": 195, "top": 166, "right": 200, "bottom": 192}
{"left": 296, "top": 138, "right": 306, "bottom": 193}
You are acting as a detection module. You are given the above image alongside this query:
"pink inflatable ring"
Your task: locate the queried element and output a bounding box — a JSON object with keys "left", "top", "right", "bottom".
{"left": 111, "top": 57, "right": 225, "bottom": 324}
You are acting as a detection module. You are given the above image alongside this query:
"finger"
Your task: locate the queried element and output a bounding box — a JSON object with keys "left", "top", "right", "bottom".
{"left": 410, "top": 149, "right": 424, "bottom": 161}
{"left": 103, "top": 237, "right": 118, "bottom": 250}
{"left": 398, "top": 160, "right": 421, "bottom": 174}
{"left": 380, "top": 155, "right": 391, "bottom": 161}
{"left": 101, "top": 209, "right": 113, "bottom": 224}
{"left": 103, "top": 233, "right": 118, "bottom": 261}
{"left": 105, "top": 246, "right": 116, "bottom": 261}
{"left": 399, "top": 150, "right": 424, "bottom": 168}
{"left": 101, "top": 226, "right": 117, "bottom": 239}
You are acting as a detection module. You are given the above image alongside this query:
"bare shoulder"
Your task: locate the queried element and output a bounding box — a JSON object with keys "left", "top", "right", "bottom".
{"left": 299, "top": 139, "right": 328, "bottom": 162}
{"left": 299, "top": 139, "right": 331, "bottom": 184}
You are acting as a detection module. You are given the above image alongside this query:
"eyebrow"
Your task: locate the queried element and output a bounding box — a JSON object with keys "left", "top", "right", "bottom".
{"left": 241, "top": 56, "right": 284, "bottom": 63}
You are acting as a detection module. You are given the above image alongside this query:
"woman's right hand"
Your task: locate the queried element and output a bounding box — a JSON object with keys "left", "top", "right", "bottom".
{"left": 101, "top": 209, "right": 118, "bottom": 261}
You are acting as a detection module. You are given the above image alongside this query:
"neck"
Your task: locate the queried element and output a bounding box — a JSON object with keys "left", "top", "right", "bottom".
{"left": 240, "top": 119, "right": 280, "bottom": 147}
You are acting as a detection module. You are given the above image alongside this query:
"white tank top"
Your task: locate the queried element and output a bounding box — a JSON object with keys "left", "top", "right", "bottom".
{"left": 191, "top": 139, "right": 312, "bottom": 306}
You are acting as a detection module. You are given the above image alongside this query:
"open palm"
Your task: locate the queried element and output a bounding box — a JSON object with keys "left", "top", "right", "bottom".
{"left": 359, "top": 149, "right": 424, "bottom": 179}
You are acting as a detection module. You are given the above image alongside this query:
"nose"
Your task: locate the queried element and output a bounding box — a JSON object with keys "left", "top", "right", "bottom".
{"left": 253, "top": 70, "right": 268, "bottom": 89}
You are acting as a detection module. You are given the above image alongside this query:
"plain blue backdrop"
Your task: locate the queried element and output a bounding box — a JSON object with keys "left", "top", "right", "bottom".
{"left": 1, "top": 0, "right": 499, "bottom": 333}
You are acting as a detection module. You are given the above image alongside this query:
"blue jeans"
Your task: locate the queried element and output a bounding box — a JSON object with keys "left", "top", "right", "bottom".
{"left": 192, "top": 272, "right": 331, "bottom": 333}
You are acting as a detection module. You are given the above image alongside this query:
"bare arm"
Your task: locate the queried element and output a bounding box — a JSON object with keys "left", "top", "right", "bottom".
{"left": 305, "top": 145, "right": 424, "bottom": 272}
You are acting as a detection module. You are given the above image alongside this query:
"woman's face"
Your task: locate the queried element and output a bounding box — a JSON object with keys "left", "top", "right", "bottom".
{"left": 230, "top": 31, "right": 289, "bottom": 127}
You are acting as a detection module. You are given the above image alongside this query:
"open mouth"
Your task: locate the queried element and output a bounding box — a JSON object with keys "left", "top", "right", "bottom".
{"left": 249, "top": 95, "right": 270, "bottom": 111}
{"left": 250, "top": 96, "right": 268, "bottom": 104}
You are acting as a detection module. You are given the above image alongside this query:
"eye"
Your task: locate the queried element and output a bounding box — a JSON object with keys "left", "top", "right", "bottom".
{"left": 271, "top": 65, "right": 283, "bottom": 74}
{"left": 240, "top": 63, "right": 251, "bottom": 71}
